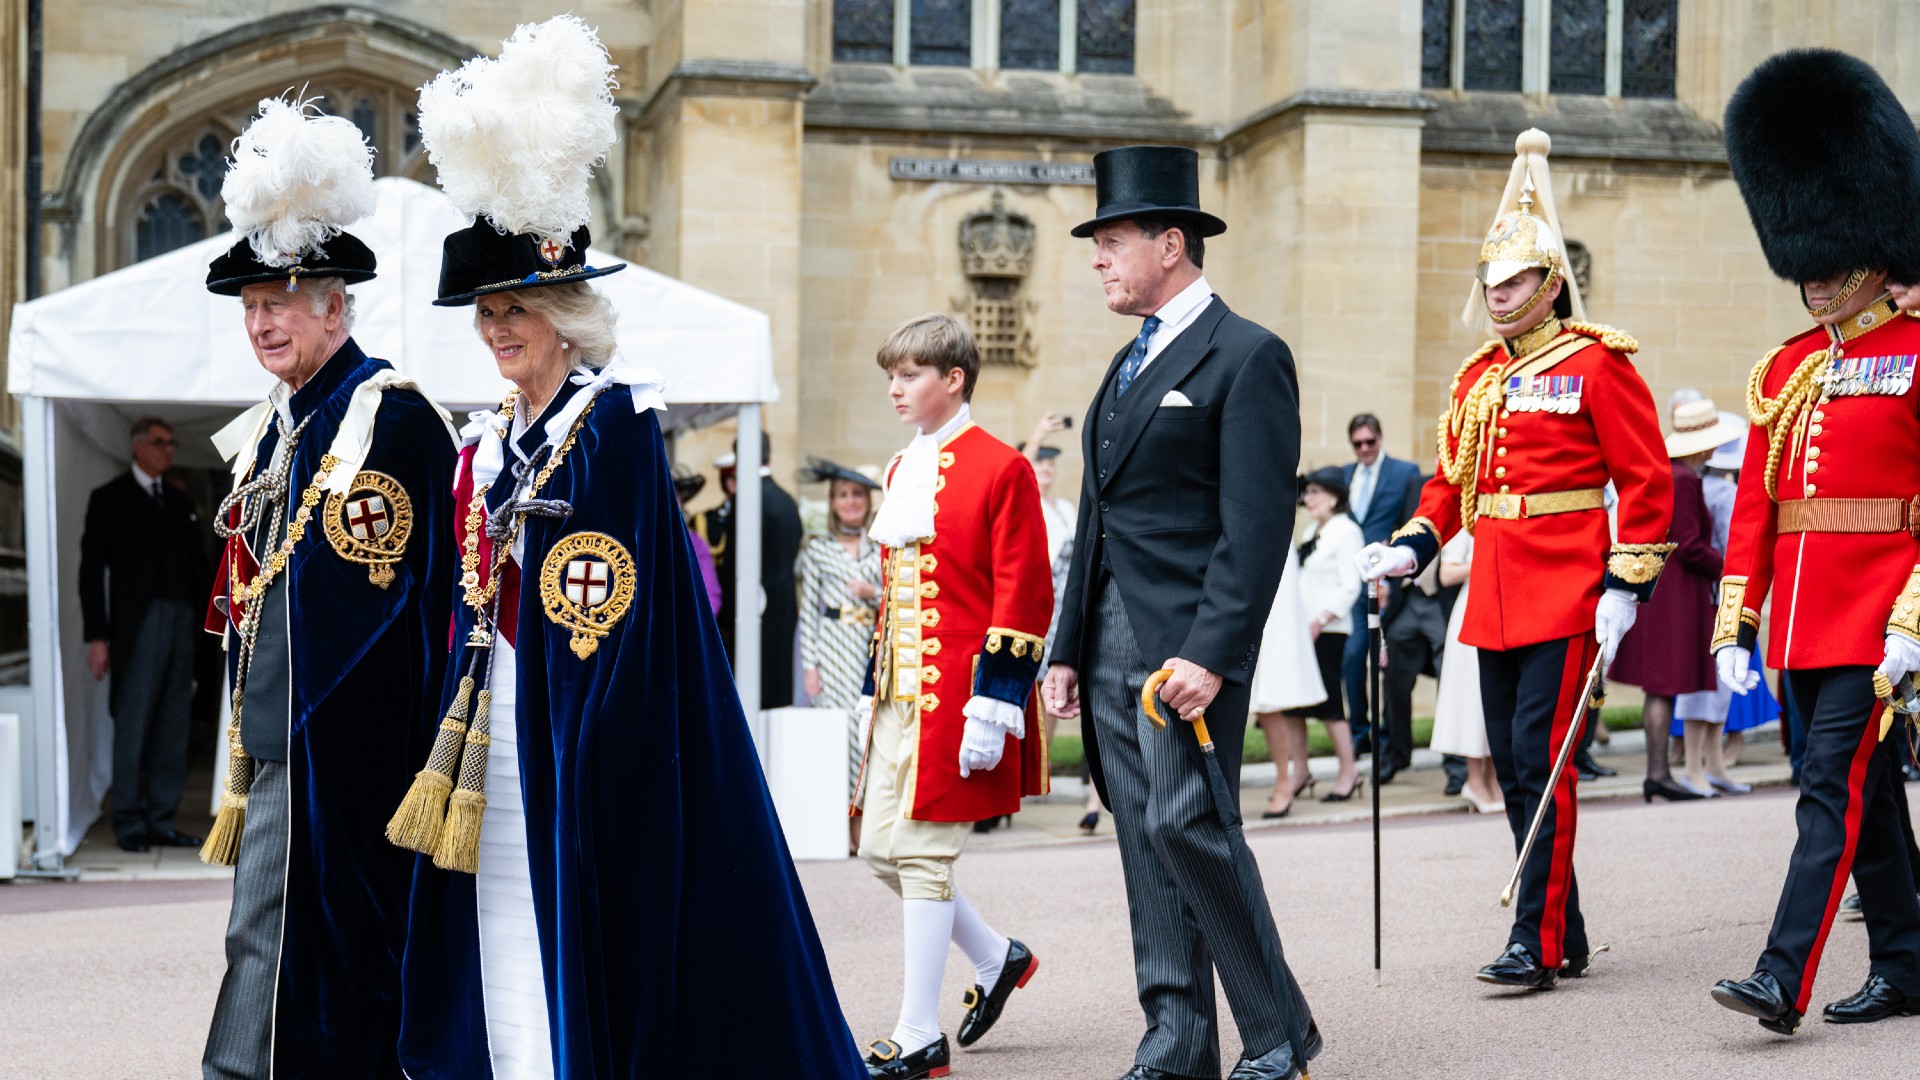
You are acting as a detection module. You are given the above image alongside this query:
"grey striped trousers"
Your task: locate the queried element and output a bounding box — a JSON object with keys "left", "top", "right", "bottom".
{"left": 204, "top": 759, "right": 289, "bottom": 1080}
{"left": 1090, "top": 585, "right": 1312, "bottom": 1077}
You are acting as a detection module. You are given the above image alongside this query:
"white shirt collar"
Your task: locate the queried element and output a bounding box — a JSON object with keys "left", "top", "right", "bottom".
{"left": 1153, "top": 275, "right": 1213, "bottom": 328}
{"left": 132, "top": 463, "right": 161, "bottom": 491}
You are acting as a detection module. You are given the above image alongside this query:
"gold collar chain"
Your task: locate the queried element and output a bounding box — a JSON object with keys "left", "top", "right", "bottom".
{"left": 458, "top": 388, "right": 601, "bottom": 622}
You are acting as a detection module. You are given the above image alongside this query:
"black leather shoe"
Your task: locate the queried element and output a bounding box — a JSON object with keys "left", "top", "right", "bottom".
{"left": 1374, "top": 759, "right": 1400, "bottom": 785}
{"left": 1824, "top": 973, "right": 1918, "bottom": 1024}
{"left": 1443, "top": 774, "right": 1466, "bottom": 796}
{"left": 149, "top": 828, "right": 204, "bottom": 848}
{"left": 1226, "top": 1022, "right": 1321, "bottom": 1080}
{"left": 1116, "top": 1068, "right": 1211, "bottom": 1080}
{"left": 115, "top": 835, "right": 150, "bottom": 853}
{"left": 1573, "top": 754, "right": 1617, "bottom": 781}
{"left": 1841, "top": 892, "right": 1863, "bottom": 919}
{"left": 956, "top": 939, "right": 1037, "bottom": 1047}
{"left": 865, "top": 1035, "right": 950, "bottom": 1078}
{"left": 1476, "top": 943, "right": 1558, "bottom": 990}
{"left": 1711, "top": 970, "right": 1802, "bottom": 1034}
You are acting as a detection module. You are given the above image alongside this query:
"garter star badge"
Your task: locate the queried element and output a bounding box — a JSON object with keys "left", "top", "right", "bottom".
{"left": 539, "top": 531, "right": 636, "bottom": 659}
{"left": 323, "top": 471, "right": 412, "bottom": 587}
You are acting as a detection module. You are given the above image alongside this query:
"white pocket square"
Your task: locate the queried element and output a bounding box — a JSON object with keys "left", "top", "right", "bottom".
{"left": 1159, "top": 390, "right": 1194, "bottom": 407}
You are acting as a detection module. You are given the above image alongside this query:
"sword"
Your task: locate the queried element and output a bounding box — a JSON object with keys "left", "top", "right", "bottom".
{"left": 1501, "top": 650, "right": 1606, "bottom": 908}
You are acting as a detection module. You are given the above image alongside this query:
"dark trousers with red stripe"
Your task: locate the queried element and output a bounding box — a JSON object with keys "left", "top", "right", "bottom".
{"left": 1480, "top": 633, "right": 1596, "bottom": 968}
{"left": 1759, "top": 667, "right": 1920, "bottom": 1013}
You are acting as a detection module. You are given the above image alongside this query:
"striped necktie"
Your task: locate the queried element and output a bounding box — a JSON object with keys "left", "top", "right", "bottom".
{"left": 1115, "top": 316, "right": 1162, "bottom": 397}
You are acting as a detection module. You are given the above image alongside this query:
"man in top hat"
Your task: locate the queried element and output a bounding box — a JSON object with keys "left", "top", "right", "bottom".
{"left": 1707, "top": 48, "right": 1920, "bottom": 1035}
{"left": 1358, "top": 129, "right": 1673, "bottom": 990}
{"left": 1043, "top": 145, "right": 1318, "bottom": 1080}
{"left": 197, "top": 98, "right": 457, "bottom": 1078}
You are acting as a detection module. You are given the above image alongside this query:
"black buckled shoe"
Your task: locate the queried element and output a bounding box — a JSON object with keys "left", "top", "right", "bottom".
{"left": 1823, "top": 973, "right": 1918, "bottom": 1024}
{"left": 1476, "top": 943, "right": 1558, "bottom": 990}
{"left": 956, "top": 939, "right": 1038, "bottom": 1047}
{"left": 1711, "top": 970, "right": 1802, "bottom": 1034}
{"left": 864, "top": 1035, "right": 950, "bottom": 1079}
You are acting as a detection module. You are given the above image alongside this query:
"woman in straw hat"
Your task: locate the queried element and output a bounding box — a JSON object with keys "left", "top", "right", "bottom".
{"left": 388, "top": 18, "right": 864, "bottom": 1077}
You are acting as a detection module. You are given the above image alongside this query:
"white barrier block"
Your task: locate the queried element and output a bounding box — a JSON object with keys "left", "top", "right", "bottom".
{"left": 759, "top": 707, "right": 851, "bottom": 862}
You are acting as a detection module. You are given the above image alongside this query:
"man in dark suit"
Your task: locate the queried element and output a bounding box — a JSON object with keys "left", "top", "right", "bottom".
{"left": 1044, "top": 145, "right": 1317, "bottom": 1080}
{"left": 78, "top": 416, "right": 209, "bottom": 852}
{"left": 1340, "top": 414, "right": 1422, "bottom": 772}
{"left": 701, "top": 440, "right": 804, "bottom": 708}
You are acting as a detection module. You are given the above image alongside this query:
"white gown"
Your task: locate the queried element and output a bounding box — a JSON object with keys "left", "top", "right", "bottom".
{"left": 1250, "top": 544, "right": 1328, "bottom": 714}
{"left": 475, "top": 630, "right": 557, "bottom": 1079}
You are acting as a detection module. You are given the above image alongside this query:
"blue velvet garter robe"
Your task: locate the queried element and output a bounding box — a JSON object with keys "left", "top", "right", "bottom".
{"left": 397, "top": 362, "right": 866, "bottom": 1078}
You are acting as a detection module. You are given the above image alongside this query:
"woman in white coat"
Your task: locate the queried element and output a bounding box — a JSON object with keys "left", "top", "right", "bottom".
{"left": 1255, "top": 467, "right": 1365, "bottom": 815}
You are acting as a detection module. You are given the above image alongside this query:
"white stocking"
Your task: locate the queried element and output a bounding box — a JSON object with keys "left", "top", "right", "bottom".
{"left": 893, "top": 898, "right": 955, "bottom": 1053}
{"left": 950, "top": 889, "right": 1008, "bottom": 989}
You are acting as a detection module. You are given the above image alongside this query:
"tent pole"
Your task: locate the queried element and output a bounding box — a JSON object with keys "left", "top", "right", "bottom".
{"left": 19, "top": 396, "right": 70, "bottom": 876}
{"left": 734, "top": 407, "right": 764, "bottom": 750}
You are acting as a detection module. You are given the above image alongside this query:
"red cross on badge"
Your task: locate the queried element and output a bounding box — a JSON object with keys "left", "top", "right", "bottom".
{"left": 346, "top": 495, "right": 390, "bottom": 541}
{"left": 539, "top": 238, "right": 565, "bottom": 266}
{"left": 565, "top": 559, "right": 610, "bottom": 608}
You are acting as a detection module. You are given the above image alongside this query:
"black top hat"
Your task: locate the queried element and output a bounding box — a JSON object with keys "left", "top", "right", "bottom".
{"left": 1726, "top": 49, "right": 1920, "bottom": 284}
{"left": 800, "top": 457, "right": 881, "bottom": 490}
{"left": 205, "top": 232, "right": 378, "bottom": 296}
{"left": 433, "top": 221, "right": 626, "bottom": 307}
{"left": 1071, "top": 146, "right": 1226, "bottom": 240}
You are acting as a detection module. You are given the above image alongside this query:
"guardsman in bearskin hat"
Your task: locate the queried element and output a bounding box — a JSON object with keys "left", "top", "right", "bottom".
{"left": 1707, "top": 49, "right": 1920, "bottom": 1036}
{"left": 199, "top": 98, "right": 459, "bottom": 1077}
{"left": 1359, "top": 129, "right": 1674, "bottom": 990}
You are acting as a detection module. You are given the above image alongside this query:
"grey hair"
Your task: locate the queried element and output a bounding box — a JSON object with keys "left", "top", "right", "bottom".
{"left": 129, "top": 415, "right": 172, "bottom": 442}
{"left": 301, "top": 276, "right": 357, "bottom": 330}
{"left": 476, "top": 282, "right": 619, "bottom": 366}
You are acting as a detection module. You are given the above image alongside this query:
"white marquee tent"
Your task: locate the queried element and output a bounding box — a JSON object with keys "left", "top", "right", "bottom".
{"left": 6, "top": 177, "right": 778, "bottom": 871}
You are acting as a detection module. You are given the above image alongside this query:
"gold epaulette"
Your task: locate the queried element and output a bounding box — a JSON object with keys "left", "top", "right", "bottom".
{"left": 1563, "top": 321, "right": 1639, "bottom": 354}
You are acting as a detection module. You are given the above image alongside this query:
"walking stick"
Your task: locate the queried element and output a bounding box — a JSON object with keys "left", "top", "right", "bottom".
{"left": 1369, "top": 580, "right": 1384, "bottom": 976}
{"left": 1500, "top": 651, "right": 1606, "bottom": 908}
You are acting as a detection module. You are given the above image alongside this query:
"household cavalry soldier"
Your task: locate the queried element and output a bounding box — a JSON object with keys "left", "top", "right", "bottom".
{"left": 1708, "top": 49, "right": 1920, "bottom": 1036}
{"left": 1359, "top": 129, "right": 1673, "bottom": 990}
{"left": 197, "top": 98, "right": 457, "bottom": 1078}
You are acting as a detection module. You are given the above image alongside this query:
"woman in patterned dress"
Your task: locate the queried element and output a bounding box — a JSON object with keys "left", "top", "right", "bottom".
{"left": 797, "top": 459, "right": 884, "bottom": 803}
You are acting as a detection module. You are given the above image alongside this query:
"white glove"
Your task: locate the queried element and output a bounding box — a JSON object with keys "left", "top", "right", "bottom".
{"left": 1715, "top": 646, "right": 1761, "bottom": 695}
{"left": 1356, "top": 543, "right": 1418, "bottom": 582}
{"left": 1593, "top": 589, "right": 1638, "bottom": 668}
{"left": 1879, "top": 634, "right": 1920, "bottom": 688}
{"left": 958, "top": 695, "right": 1023, "bottom": 778}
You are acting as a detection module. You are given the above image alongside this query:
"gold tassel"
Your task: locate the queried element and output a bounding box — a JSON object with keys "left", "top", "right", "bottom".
{"left": 386, "top": 677, "right": 475, "bottom": 854}
{"left": 432, "top": 689, "right": 491, "bottom": 874}
{"left": 200, "top": 713, "right": 254, "bottom": 866}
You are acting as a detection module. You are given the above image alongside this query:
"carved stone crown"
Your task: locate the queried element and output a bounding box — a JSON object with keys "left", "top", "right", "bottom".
{"left": 960, "top": 191, "right": 1034, "bottom": 280}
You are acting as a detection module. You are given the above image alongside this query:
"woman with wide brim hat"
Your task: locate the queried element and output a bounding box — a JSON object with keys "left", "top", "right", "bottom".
{"left": 1609, "top": 397, "right": 1737, "bottom": 801}
{"left": 794, "top": 457, "right": 884, "bottom": 831}
{"left": 389, "top": 17, "right": 865, "bottom": 1078}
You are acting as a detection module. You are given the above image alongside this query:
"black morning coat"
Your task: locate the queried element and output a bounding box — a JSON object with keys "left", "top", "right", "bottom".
{"left": 1050, "top": 295, "right": 1302, "bottom": 798}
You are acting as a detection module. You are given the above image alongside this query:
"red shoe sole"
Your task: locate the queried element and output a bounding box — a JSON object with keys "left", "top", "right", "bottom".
{"left": 928, "top": 1069, "right": 951, "bottom": 1077}
{"left": 1016, "top": 954, "right": 1039, "bottom": 989}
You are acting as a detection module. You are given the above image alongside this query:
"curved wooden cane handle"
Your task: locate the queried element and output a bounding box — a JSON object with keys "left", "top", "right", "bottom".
{"left": 1141, "top": 668, "right": 1213, "bottom": 746}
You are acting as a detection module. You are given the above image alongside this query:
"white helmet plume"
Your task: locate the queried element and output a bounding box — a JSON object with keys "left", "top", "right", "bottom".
{"left": 418, "top": 14, "right": 620, "bottom": 246}
{"left": 221, "top": 96, "right": 377, "bottom": 269}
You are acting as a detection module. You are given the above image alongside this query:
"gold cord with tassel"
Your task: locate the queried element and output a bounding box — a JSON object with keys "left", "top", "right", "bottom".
{"left": 1434, "top": 342, "right": 1506, "bottom": 534}
{"left": 386, "top": 676, "right": 476, "bottom": 853}
{"left": 200, "top": 694, "right": 253, "bottom": 865}
{"left": 1746, "top": 345, "right": 1829, "bottom": 501}
{"left": 432, "top": 688, "right": 492, "bottom": 873}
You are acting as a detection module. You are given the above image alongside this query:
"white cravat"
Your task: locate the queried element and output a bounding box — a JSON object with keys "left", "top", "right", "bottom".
{"left": 869, "top": 404, "right": 970, "bottom": 547}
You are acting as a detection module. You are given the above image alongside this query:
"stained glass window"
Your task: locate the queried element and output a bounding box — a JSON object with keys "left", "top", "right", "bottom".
{"left": 834, "top": 0, "right": 896, "bottom": 63}
{"left": 1462, "top": 0, "right": 1523, "bottom": 92}
{"left": 910, "top": 0, "right": 972, "bottom": 67}
{"left": 1548, "top": 0, "right": 1606, "bottom": 95}
{"left": 1421, "top": 0, "right": 1453, "bottom": 90}
{"left": 135, "top": 192, "right": 204, "bottom": 263}
{"left": 1001, "top": 0, "right": 1060, "bottom": 71}
{"left": 1077, "top": 0, "right": 1135, "bottom": 74}
{"left": 176, "top": 133, "right": 227, "bottom": 202}
{"left": 1621, "top": 0, "right": 1678, "bottom": 98}
{"left": 350, "top": 98, "right": 379, "bottom": 145}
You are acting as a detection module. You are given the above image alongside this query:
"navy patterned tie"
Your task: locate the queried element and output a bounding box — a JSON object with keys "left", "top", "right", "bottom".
{"left": 1115, "top": 315, "right": 1162, "bottom": 398}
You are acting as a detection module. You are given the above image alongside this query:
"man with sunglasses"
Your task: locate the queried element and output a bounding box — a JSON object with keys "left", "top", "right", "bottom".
{"left": 79, "top": 416, "right": 210, "bottom": 852}
{"left": 1341, "top": 414, "right": 1422, "bottom": 776}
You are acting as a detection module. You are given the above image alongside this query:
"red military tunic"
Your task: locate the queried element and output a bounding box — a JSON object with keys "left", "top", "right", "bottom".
{"left": 860, "top": 422, "right": 1054, "bottom": 822}
{"left": 1393, "top": 318, "right": 1675, "bottom": 648}
{"left": 1715, "top": 297, "right": 1920, "bottom": 668}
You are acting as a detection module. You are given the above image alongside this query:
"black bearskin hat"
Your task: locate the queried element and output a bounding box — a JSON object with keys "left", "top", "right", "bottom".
{"left": 1725, "top": 49, "right": 1920, "bottom": 285}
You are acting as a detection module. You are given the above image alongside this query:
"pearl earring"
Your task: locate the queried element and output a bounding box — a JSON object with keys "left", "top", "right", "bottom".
{"left": 561, "top": 339, "right": 571, "bottom": 350}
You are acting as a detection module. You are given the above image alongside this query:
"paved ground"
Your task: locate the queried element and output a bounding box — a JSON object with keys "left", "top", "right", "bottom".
{"left": 6, "top": 739, "right": 1916, "bottom": 1079}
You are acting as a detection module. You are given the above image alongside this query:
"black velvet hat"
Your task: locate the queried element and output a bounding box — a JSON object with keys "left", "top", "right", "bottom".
{"left": 1071, "top": 145, "right": 1226, "bottom": 239}
{"left": 205, "top": 232, "right": 378, "bottom": 296}
{"left": 1725, "top": 49, "right": 1920, "bottom": 284}
{"left": 433, "top": 221, "right": 624, "bottom": 307}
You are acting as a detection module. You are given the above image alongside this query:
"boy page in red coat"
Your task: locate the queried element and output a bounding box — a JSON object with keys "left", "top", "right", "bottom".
{"left": 853, "top": 313, "right": 1052, "bottom": 1079}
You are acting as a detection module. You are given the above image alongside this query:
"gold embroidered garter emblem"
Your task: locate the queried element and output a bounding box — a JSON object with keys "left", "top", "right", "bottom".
{"left": 323, "top": 471, "right": 412, "bottom": 588}
{"left": 539, "top": 531, "right": 636, "bottom": 659}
